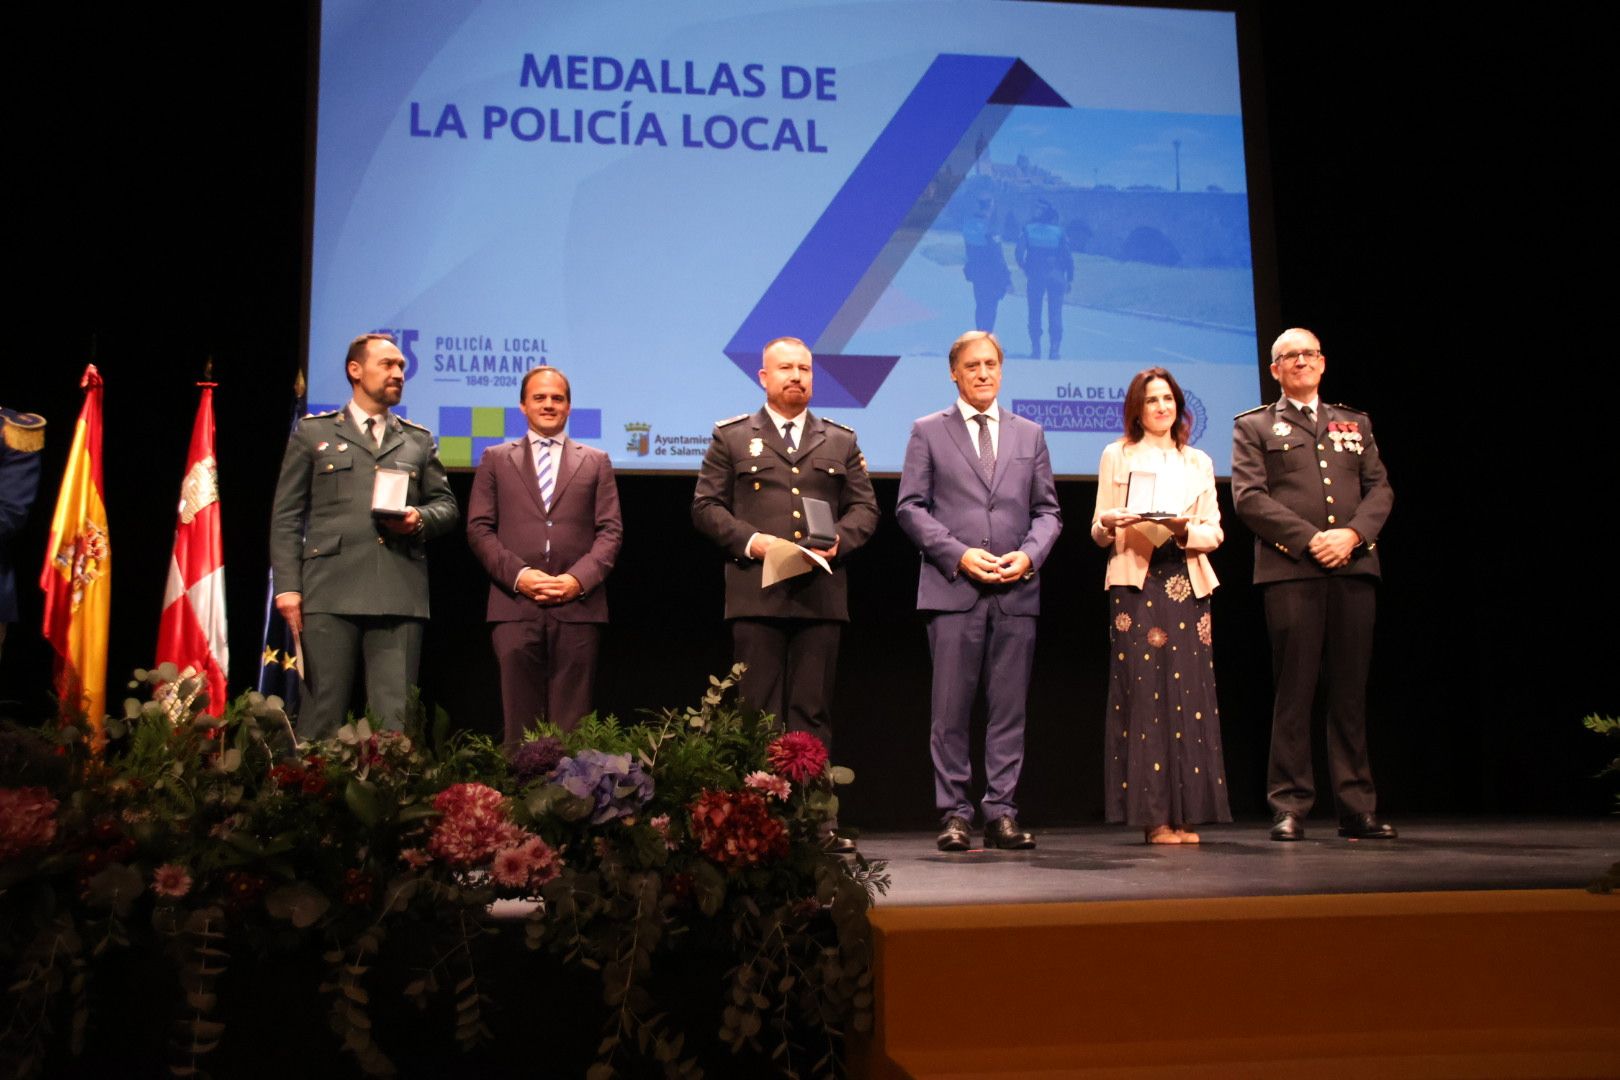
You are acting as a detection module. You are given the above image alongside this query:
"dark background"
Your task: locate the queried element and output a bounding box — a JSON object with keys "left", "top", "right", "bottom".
{"left": 4, "top": 3, "right": 1603, "bottom": 828}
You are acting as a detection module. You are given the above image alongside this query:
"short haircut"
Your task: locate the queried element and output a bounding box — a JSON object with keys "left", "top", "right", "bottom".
{"left": 344, "top": 332, "right": 396, "bottom": 385}
{"left": 1270, "top": 327, "right": 1320, "bottom": 362}
{"left": 519, "top": 365, "right": 571, "bottom": 402}
{"left": 1122, "top": 366, "right": 1190, "bottom": 449}
{"left": 762, "top": 336, "right": 810, "bottom": 360}
{"left": 948, "top": 330, "right": 1003, "bottom": 369}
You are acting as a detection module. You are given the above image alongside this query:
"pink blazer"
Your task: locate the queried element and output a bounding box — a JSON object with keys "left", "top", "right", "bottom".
{"left": 1089, "top": 439, "right": 1222, "bottom": 598}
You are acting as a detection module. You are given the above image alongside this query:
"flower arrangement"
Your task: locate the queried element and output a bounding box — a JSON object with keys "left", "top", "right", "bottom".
{"left": 0, "top": 663, "right": 886, "bottom": 1078}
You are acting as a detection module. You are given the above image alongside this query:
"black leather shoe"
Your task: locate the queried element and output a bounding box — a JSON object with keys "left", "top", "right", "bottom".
{"left": 984, "top": 817, "right": 1035, "bottom": 850}
{"left": 821, "top": 833, "right": 859, "bottom": 855}
{"left": 1270, "top": 812, "right": 1305, "bottom": 842}
{"left": 936, "top": 816, "right": 971, "bottom": 852}
{"left": 1338, "top": 813, "right": 1397, "bottom": 840}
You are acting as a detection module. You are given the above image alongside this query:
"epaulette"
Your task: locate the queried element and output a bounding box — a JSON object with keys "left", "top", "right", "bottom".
{"left": 1233, "top": 404, "right": 1269, "bottom": 419}
{"left": 1327, "top": 401, "right": 1367, "bottom": 416}
{"left": 399, "top": 416, "right": 431, "bottom": 432}
{"left": 303, "top": 409, "right": 340, "bottom": 420}
{"left": 715, "top": 413, "right": 749, "bottom": 427}
{"left": 823, "top": 417, "right": 855, "bottom": 433}
{"left": 2, "top": 410, "right": 46, "bottom": 454}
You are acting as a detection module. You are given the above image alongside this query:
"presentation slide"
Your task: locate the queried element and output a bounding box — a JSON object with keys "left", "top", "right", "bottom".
{"left": 307, "top": 0, "right": 1260, "bottom": 475}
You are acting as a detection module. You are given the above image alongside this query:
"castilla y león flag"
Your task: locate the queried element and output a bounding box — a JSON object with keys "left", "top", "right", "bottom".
{"left": 156, "top": 382, "right": 228, "bottom": 715}
{"left": 40, "top": 364, "right": 112, "bottom": 737}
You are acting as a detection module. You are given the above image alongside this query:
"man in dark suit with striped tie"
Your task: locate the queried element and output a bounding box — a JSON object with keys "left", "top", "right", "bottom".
{"left": 466, "top": 366, "right": 623, "bottom": 746}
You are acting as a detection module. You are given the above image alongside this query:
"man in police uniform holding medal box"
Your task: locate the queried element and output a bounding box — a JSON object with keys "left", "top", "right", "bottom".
{"left": 271, "top": 332, "right": 458, "bottom": 739}
{"left": 692, "top": 336, "right": 878, "bottom": 830}
{"left": 1232, "top": 327, "right": 1396, "bottom": 842}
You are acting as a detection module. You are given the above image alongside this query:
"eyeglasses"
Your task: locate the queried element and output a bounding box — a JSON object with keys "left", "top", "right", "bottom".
{"left": 1276, "top": 349, "right": 1322, "bottom": 363}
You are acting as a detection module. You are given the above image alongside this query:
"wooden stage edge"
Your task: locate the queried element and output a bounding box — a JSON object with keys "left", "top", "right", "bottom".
{"left": 853, "top": 889, "right": 1620, "bottom": 1079}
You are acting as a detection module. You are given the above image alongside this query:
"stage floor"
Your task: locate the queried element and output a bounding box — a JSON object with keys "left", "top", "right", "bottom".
{"left": 858, "top": 816, "right": 1619, "bottom": 906}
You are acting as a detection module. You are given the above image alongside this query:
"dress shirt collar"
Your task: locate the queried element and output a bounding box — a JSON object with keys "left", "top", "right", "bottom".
{"left": 347, "top": 400, "right": 389, "bottom": 441}
{"left": 763, "top": 405, "right": 807, "bottom": 442}
{"left": 955, "top": 397, "right": 1000, "bottom": 425}
{"left": 1284, "top": 395, "right": 1320, "bottom": 415}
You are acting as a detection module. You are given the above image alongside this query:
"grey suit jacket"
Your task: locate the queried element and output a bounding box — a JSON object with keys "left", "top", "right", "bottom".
{"left": 895, "top": 404, "right": 1062, "bottom": 614}
{"left": 465, "top": 435, "right": 622, "bottom": 623}
{"left": 269, "top": 409, "right": 458, "bottom": 617}
{"left": 1231, "top": 398, "right": 1393, "bottom": 584}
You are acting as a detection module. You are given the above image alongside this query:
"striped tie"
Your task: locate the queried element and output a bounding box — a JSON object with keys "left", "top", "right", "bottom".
{"left": 536, "top": 438, "right": 554, "bottom": 510}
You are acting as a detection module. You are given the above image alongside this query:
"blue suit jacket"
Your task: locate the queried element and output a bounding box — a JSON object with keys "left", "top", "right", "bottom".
{"left": 895, "top": 403, "right": 1062, "bottom": 614}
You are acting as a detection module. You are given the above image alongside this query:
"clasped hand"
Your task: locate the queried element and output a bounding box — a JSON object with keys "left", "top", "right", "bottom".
{"left": 958, "top": 547, "right": 1031, "bottom": 583}
{"left": 1307, "top": 528, "right": 1359, "bottom": 569}
{"left": 516, "top": 568, "right": 582, "bottom": 604}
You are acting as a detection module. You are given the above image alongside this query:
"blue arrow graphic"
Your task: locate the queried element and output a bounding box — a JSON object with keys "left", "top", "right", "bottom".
{"left": 725, "top": 55, "right": 1069, "bottom": 407}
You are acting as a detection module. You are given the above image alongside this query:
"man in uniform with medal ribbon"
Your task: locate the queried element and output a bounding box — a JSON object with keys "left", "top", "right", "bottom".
{"left": 1232, "top": 327, "right": 1396, "bottom": 842}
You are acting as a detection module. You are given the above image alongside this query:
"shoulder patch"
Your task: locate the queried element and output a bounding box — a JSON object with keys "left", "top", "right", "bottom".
{"left": 714, "top": 413, "right": 750, "bottom": 428}
{"left": 2, "top": 411, "right": 46, "bottom": 453}
{"left": 1233, "top": 404, "right": 1269, "bottom": 419}
{"left": 822, "top": 417, "right": 855, "bottom": 433}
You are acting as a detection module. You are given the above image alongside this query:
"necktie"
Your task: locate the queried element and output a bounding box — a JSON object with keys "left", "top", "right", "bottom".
{"left": 1300, "top": 404, "right": 1316, "bottom": 431}
{"left": 536, "top": 438, "right": 554, "bottom": 509}
{"left": 973, "top": 413, "right": 995, "bottom": 484}
{"left": 782, "top": 421, "right": 797, "bottom": 452}
{"left": 364, "top": 417, "right": 376, "bottom": 446}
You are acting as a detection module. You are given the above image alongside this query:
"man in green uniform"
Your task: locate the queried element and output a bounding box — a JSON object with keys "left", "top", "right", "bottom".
{"left": 270, "top": 333, "right": 458, "bottom": 738}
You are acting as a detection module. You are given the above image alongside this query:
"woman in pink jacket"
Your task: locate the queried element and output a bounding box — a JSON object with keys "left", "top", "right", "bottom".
{"left": 1090, "top": 367, "right": 1232, "bottom": 844}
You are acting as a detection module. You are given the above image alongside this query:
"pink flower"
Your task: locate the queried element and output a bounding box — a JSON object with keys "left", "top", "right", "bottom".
{"left": 152, "top": 863, "right": 193, "bottom": 899}
{"left": 491, "top": 835, "right": 561, "bottom": 889}
{"left": 427, "top": 783, "right": 523, "bottom": 867}
{"left": 399, "top": 848, "right": 432, "bottom": 870}
{"left": 0, "top": 787, "right": 59, "bottom": 862}
{"left": 744, "top": 771, "right": 791, "bottom": 801}
{"left": 490, "top": 846, "right": 531, "bottom": 888}
{"left": 649, "top": 813, "right": 678, "bottom": 850}
{"left": 766, "top": 732, "right": 829, "bottom": 784}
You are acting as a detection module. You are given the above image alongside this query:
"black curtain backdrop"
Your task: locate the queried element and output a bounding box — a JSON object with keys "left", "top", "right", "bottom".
{"left": 4, "top": 4, "right": 1602, "bottom": 827}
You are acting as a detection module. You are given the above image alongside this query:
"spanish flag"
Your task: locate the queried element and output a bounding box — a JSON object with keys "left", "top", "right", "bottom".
{"left": 40, "top": 365, "right": 111, "bottom": 742}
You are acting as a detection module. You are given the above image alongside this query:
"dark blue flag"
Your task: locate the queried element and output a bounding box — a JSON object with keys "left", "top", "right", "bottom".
{"left": 256, "top": 372, "right": 305, "bottom": 715}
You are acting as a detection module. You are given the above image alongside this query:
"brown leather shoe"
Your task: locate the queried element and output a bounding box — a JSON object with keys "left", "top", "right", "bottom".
{"left": 1338, "top": 813, "right": 1397, "bottom": 840}
{"left": 1270, "top": 812, "right": 1305, "bottom": 842}
{"left": 936, "top": 816, "right": 971, "bottom": 852}
{"left": 984, "top": 816, "right": 1035, "bottom": 850}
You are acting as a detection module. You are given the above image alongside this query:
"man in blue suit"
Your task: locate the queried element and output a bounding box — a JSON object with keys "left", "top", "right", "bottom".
{"left": 896, "top": 331, "right": 1062, "bottom": 850}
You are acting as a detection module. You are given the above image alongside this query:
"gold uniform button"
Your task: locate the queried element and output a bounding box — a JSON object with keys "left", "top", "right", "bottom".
{"left": 1282, "top": 443, "right": 1290, "bottom": 451}
{"left": 793, "top": 530, "right": 802, "bottom": 539}
{"left": 1319, "top": 459, "right": 1328, "bottom": 468}
{"left": 1318, "top": 443, "right": 1326, "bottom": 451}
{"left": 325, "top": 463, "right": 334, "bottom": 471}
{"left": 791, "top": 466, "right": 800, "bottom": 474}
{"left": 1327, "top": 515, "right": 1337, "bottom": 524}
{"left": 792, "top": 510, "right": 801, "bottom": 519}
{"left": 1323, "top": 477, "right": 1332, "bottom": 485}
{"left": 753, "top": 482, "right": 760, "bottom": 491}
{"left": 1326, "top": 495, "right": 1335, "bottom": 504}
{"left": 750, "top": 465, "right": 758, "bottom": 472}
{"left": 377, "top": 537, "right": 386, "bottom": 545}
{"left": 791, "top": 487, "right": 800, "bottom": 495}
{"left": 827, "top": 467, "right": 836, "bottom": 474}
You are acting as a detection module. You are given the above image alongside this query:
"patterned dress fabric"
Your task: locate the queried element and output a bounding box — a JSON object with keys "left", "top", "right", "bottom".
{"left": 1104, "top": 542, "right": 1232, "bottom": 827}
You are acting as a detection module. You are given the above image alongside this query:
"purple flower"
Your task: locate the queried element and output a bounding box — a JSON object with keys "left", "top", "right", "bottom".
{"left": 510, "top": 736, "right": 566, "bottom": 786}
{"left": 552, "top": 750, "right": 654, "bottom": 824}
